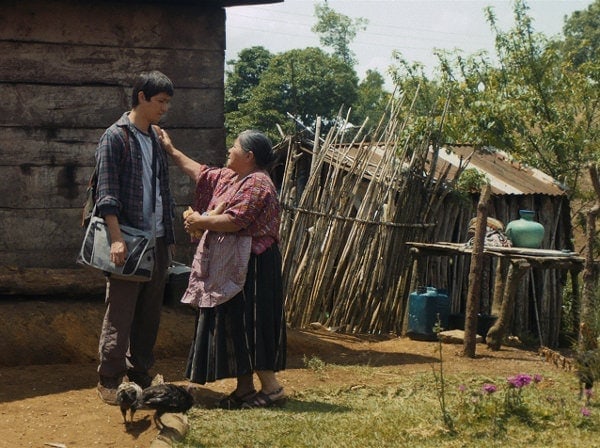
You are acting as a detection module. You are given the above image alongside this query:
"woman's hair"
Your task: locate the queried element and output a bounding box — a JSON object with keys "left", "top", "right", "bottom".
{"left": 238, "top": 130, "right": 276, "bottom": 168}
{"left": 131, "top": 70, "right": 174, "bottom": 107}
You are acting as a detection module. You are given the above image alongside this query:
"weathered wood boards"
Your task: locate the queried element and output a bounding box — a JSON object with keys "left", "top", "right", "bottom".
{"left": 0, "top": 0, "right": 228, "bottom": 286}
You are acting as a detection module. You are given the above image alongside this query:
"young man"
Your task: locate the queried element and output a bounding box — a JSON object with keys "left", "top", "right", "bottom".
{"left": 95, "top": 71, "right": 176, "bottom": 405}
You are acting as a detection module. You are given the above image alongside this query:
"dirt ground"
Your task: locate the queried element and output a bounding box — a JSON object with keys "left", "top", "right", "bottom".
{"left": 0, "top": 298, "right": 560, "bottom": 448}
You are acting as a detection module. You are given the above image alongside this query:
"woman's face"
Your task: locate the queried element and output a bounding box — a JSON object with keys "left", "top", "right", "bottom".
{"left": 226, "top": 137, "right": 252, "bottom": 172}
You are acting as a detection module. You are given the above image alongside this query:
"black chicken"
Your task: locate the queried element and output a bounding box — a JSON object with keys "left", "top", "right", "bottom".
{"left": 141, "top": 383, "right": 195, "bottom": 427}
{"left": 116, "top": 381, "right": 143, "bottom": 424}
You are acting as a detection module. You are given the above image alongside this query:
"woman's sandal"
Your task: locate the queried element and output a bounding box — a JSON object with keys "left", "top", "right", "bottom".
{"left": 217, "top": 389, "right": 257, "bottom": 410}
{"left": 241, "top": 387, "right": 287, "bottom": 409}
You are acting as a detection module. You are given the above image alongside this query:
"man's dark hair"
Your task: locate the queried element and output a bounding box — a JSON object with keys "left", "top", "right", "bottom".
{"left": 131, "top": 71, "right": 174, "bottom": 107}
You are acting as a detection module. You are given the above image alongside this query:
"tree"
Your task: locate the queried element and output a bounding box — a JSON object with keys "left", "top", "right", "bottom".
{"left": 226, "top": 47, "right": 359, "bottom": 142}
{"left": 224, "top": 46, "right": 273, "bottom": 114}
{"left": 351, "top": 69, "right": 390, "bottom": 137}
{"left": 224, "top": 3, "right": 384, "bottom": 143}
{"left": 388, "top": 54, "right": 447, "bottom": 146}
{"left": 562, "top": 0, "right": 600, "bottom": 70}
{"left": 311, "top": 1, "right": 368, "bottom": 66}
{"left": 430, "top": 0, "right": 599, "bottom": 197}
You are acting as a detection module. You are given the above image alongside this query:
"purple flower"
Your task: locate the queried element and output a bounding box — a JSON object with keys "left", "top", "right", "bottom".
{"left": 482, "top": 383, "right": 497, "bottom": 394}
{"left": 533, "top": 374, "right": 543, "bottom": 383}
{"left": 581, "top": 407, "right": 591, "bottom": 417}
{"left": 458, "top": 384, "right": 466, "bottom": 392}
{"left": 584, "top": 388, "right": 593, "bottom": 398}
{"left": 507, "top": 374, "right": 532, "bottom": 389}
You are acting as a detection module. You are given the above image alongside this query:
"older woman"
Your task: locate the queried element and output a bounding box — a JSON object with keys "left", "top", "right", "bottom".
{"left": 158, "top": 129, "right": 286, "bottom": 409}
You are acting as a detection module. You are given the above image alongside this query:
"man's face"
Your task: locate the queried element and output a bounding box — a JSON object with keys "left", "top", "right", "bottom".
{"left": 139, "top": 92, "right": 171, "bottom": 124}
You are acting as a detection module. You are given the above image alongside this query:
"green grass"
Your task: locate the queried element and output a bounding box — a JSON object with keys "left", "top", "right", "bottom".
{"left": 175, "top": 365, "right": 600, "bottom": 448}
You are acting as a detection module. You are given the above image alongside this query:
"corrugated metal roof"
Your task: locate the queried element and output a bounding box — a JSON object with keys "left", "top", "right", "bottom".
{"left": 319, "top": 142, "right": 566, "bottom": 196}
{"left": 436, "top": 145, "right": 566, "bottom": 196}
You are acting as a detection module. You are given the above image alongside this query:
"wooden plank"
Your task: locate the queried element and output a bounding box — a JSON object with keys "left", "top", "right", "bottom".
{"left": 0, "top": 85, "right": 223, "bottom": 128}
{"left": 0, "top": 127, "right": 100, "bottom": 166}
{"left": 406, "top": 241, "right": 583, "bottom": 260}
{"left": 0, "top": 209, "right": 94, "bottom": 252}
{"left": 0, "top": 1, "right": 224, "bottom": 50}
{"left": 0, "top": 207, "right": 197, "bottom": 267}
{"left": 0, "top": 41, "right": 223, "bottom": 88}
{"left": 0, "top": 266, "right": 106, "bottom": 296}
{"left": 0, "top": 127, "right": 225, "bottom": 166}
{"left": 0, "top": 127, "right": 224, "bottom": 166}
{"left": 1, "top": 236, "right": 197, "bottom": 269}
{"left": 0, "top": 166, "right": 198, "bottom": 208}
{"left": 0, "top": 165, "right": 91, "bottom": 208}
{"left": 0, "top": 248, "right": 83, "bottom": 269}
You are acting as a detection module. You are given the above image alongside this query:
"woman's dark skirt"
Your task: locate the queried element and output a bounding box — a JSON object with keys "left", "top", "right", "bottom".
{"left": 185, "top": 244, "right": 286, "bottom": 384}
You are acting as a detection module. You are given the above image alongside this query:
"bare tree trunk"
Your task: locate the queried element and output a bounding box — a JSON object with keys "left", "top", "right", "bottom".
{"left": 579, "top": 164, "right": 600, "bottom": 352}
{"left": 570, "top": 268, "right": 580, "bottom": 334}
{"left": 491, "top": 258, "right": 508, "bottom": 317}
{"left": 487, "top": 259, "right": 530, "bottom": 350}
{"left": 463, "top": 183, "right": 491, "bottom": 357}
{"left": 402, "top": 250, "right": 421, "bottom": 335}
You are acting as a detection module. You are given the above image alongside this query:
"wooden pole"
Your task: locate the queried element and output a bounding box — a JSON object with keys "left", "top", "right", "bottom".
{"left": 579, "top": 164, "right": 600, "bottom": 352}
{"left": 486, "top": 258, "right": 530, "bottom": 350}
{"left": 402, "top": 249, "right": 421, "bottom": 335}
{"left": 463, "top": 182, "right": 491, "bottom": 357}
{"left": 490, "top": 257, "right": 507, "bottom": 317}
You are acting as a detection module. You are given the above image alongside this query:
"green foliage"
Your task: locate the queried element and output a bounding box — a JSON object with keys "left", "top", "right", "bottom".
{"left": 224, "top": 46, "right": 273, "bottom": 114}
{"left": 456, "top": 168, "right": 489, "bottom": 193}
{"left": 427, "top": 0, "right": 600, "bottom": 200}
{"left": 223, "top": 0, "right": 599, "bottom": 201}
{"left": 178, "top": 368, "right": 599, "bottom": 447}
{"left": 388, "top": 55, "right": 448, "bottom": 146}
{"left": 224, "top": 2, "right": 386, "bottom": 144}
{"left": 303, "top": 354, "right": 327, "bottom": 373}
{"left": 389, "top": 56, "right": 445, "bottom": 118}
{"left": 351, "top": 69, "right": 390, "bottom": 137}
{"left": 453, "top": 374, "right": 551, "bottom": 438}
{"left": 562, "top": 0, "right": 600, "bottom": 70}
{"left": 432, "top": 317, "right": 455, "bottom": 434}
{"left": 226, "top": 47, "right": 359, "bottom": 143}
{"left": 311, "top": 1, "right": 368, "bottom": 66}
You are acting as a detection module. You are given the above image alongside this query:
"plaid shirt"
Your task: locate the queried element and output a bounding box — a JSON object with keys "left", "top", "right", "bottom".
{"left": 95, "top": 112, "right": 175, "bottom": 244}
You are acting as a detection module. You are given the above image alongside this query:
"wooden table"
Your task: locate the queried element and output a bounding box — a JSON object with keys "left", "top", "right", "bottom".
{"left": 405, "top": 242, "right": 584, "bottom": 349}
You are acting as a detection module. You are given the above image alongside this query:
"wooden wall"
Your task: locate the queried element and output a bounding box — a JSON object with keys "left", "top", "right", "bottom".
{"left": 0, "top": 0, "right": 228, "bottom": 286}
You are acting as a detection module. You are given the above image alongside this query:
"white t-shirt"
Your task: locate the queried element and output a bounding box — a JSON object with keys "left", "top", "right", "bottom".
{"left": 133, "top": 128, "right": 165, "bottom": 237}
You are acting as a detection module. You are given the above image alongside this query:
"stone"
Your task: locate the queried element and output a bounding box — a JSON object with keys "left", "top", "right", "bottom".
{"left": 438, "top": 329, "right": 483, "bottom": 344}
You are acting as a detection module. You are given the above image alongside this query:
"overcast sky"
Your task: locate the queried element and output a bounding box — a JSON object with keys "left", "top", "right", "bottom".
{"left": 225, "top": 0, "right": 593, "bottom": 87}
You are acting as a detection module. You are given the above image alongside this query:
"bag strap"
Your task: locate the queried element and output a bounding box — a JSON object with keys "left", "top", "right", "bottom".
{"left": 150, "top": 138, "right": 158, "bottom": 237}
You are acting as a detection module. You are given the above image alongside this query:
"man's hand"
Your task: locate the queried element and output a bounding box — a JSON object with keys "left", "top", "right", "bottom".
{"left": 105, "top": 214, "right": 128, "bottom": 266}
{"left": 110, "top": 240, "right": 128, "bottom": 266}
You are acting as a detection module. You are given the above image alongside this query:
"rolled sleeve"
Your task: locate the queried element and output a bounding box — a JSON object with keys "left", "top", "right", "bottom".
{"left": 95, "top": 127, "right": 127, "bottom": 218}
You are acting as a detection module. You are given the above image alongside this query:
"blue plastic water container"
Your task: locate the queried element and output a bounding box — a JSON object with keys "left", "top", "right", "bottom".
{"left": 407, "top": 286, "right": 450, "bottom": 340}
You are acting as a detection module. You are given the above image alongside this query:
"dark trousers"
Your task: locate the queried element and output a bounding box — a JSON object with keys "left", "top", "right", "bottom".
{"left": 97, "top": 237, "right": 170, "bottom": 378}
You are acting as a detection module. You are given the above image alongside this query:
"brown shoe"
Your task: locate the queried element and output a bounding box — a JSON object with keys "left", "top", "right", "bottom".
{"left": 97, "top": 375, "right": 121, "bottom": 405}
